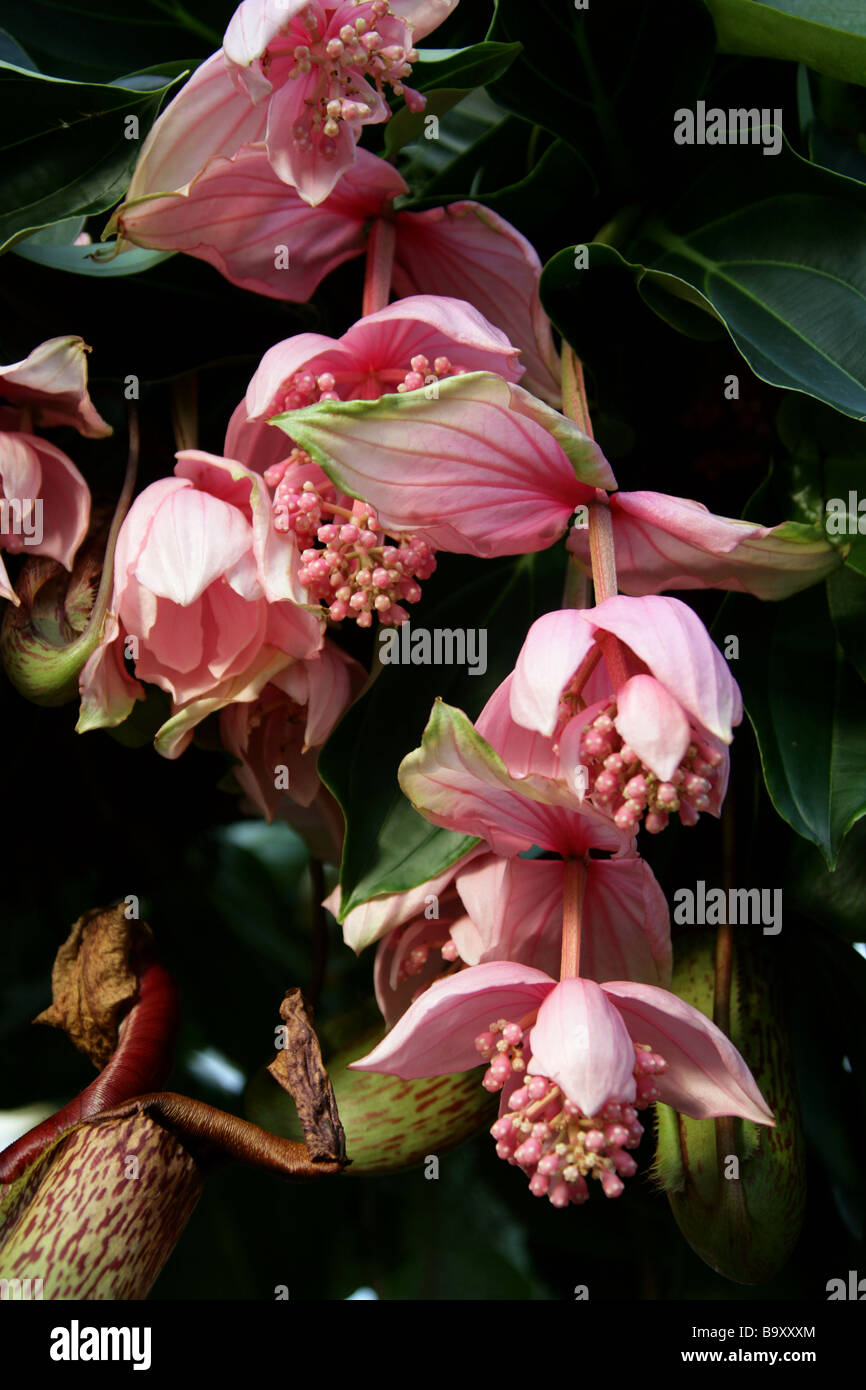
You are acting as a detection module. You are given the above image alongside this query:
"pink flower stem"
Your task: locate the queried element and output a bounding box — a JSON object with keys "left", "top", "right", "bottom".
{"left": 561, "top": 344, "right": 594, "bottom": 439}
{"left": 561, "top": 346, "right": 629, "bottom": 684}
{"left": 362, "top": 216, "right": 396, "bottom": 316}
{"left": 560, "top": 858, "right": 586, "bottom": 980}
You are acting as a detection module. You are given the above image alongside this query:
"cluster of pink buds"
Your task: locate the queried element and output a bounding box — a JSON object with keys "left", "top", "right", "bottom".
{"left": 278, "top": 2, "right": 424, "bottom": 158}
{"left": 570, "top": 699, "right": 724, "bottom": 833}
{"left": 395, "top": 354, "right": 468, "bottom": 393}
{"left": 265, "top": 452, "right": 436, "bottom": 626}
{"left": 270, "top": 369, "right": 341, "bottom": 415}
{"left": 477, "top": 1026, "right": 667, "bottom": 1207}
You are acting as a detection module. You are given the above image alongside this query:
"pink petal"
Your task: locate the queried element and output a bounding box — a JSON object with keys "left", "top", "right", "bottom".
{"left": 613, "top": 673, "right": 691, "bottom": 783}
{"left": 602, "top": 981, "right": 774, "bottom": 1124}
{"left": 394, "top": 200, "right": 561, "bottom": 403}
{"left": 122, "top": 52, "right": 268, "bottom": 207}
{"left": 133, "top": 488, "right": 252, "bottom": 606}
{"left": 264, "top": 68, "right": 362, "bottom": 204}
{"left": 223, "top": 0, "right": 306, "bottom": 73}
{"left": 510, "top": 609, "right": 597, "bottom": 736}
{"left": 0, "top": 551, "right": 16, "bottom": 604}
{"left": 528, "top": 978, "right": 637, "bottom": 1115}
{"left": 587, "top": 594, "right": 743, "bottom": 743}
{"left": 119, "top": 143, "right": 405, "bottom": 301}
{"left": 393, "top": 0, "right": 461, "bottom": 41}
{"left": 454, "top": 854, "right": 563, "bottom": 978}
{"left": 240, "top": 334, "right": 352, "bottom": 421}
{"left": 476, "top": 673, "right": 562, "bottom": 780}
{"left": 0, "top": 431, "right": 42, "bottom": 504}
{"left": 398, "top": 700, "right": 606, "bottom": 857}
{"left": 76, "top": 615, "right": 145, "bottom": 732}
{"left": 350, "top": 960, "right": 554, "bottom": 1078}
{"left": 374, "top": 901, "right": 468, "bottom": 1028}
{"left": 338, "top": 294, "right": 523, "bottom": 382}
{"left": 581, "top": 858, "right": 671, "bottom": 987}
{"left": 568, "top": 490, "right": 840, "bottom": 600}
{"left": 134, "top": 594, "right": 206, "bottom": 690}
{"left": 0, "top": 336, "right": 111, "bottom": 438}
{"left": 154, "top": 644, "right": 292, "bottom": 758}
{"left": 175, "top": 448, "right": 309, "bottom": 604}
{"left": 24, "top": 437, "right": 90, "bottom": 569}
{"left": 282, "top": 372, "right": 596, "bottom": 557}
{"left": 273, "top": 639, "right": 362, "bottom": 749}
{"left": 335, "top": 842, "right": 485, "bottom": 954}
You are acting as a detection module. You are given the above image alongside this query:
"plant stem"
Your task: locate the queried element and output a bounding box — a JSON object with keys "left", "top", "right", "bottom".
{"left": 362, "top": 217, "right": 396, "bottom": 316}
{"left": 560, "top": 858, "right": 586, "bottom": 979}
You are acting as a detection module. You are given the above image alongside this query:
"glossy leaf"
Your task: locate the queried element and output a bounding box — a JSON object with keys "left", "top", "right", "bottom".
{"left": 541, "top": 138, "right": 866, "bottom": 420}
{"left": 722, "top": 583, "right": 866, "bottom": 864}
{"left": 706, "top": 0, "right": 866, "bottom": 85}
{"left": 0, "top": 61, "right": 187, "bottom": 251}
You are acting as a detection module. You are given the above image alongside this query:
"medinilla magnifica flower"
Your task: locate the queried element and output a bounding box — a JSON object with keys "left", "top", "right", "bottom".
{"left": 116, "top": 0, "right": 458, "bottom": 210}
{"left": 339, "top": 680, "right": 671, "bottom": 1011}
{"left": 112, "top": 144, "right": 562, "bottom": 404}
{"left": 352, "top": 960, "right": 774, "bottom": 1208}
{"left": 77, "top": 451, "right": 324, "bottom": 755}
{"left": 0, "top": 337, "right": 110, "bottom": 605}
{"left": 510, "top": 596, "right": 742, "bottom": 834}
{"left": 225, "top": 295, "right": 609, "bottom": 625}
{"left": 219, "top": 637, "right": 363, "bottom": 819}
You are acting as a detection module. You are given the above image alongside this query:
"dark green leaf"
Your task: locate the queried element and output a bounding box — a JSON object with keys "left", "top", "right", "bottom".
{"left": 787, "top": 817, "right": 866, "bottom": 940}
{"left": 828, "top": 566, "right": 866, "bottom": 677}
{"left": 542, "top": 138, "right": 866, "bottom": 420}
{"left": 0, "top": 0, "right": 229, "bottom": 82}
{"left": 706, "top": 0, "right": 866, "bottom": 86}
{"left": 487, "top": 0, "right": 715, "bottom": 197}
{"left": 412, "top": 41, "right": 522, "bottom": 96}
{"left": 0, "top": 26, "right": 37, "bottom": 70}
{"left": 0, "top": 62, "right": 187, "bottom": 252}
{"left": 722, "top": 583, "right": 866, "bottom": 865}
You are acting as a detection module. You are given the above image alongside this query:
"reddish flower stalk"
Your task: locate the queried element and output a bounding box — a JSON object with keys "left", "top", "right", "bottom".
{"left": 560, "top": 859, "right": 585, "bottom": 981}
{"left": 362, "top": 214, "right": 397, "bottom": 316}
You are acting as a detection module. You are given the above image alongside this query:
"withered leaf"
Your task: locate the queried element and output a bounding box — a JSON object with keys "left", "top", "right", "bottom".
{"left": 267, "top": 989, "right": 347, "bottom": 1164}
{"left": 34, "top": 905, "right": 153, "bottom": 1069}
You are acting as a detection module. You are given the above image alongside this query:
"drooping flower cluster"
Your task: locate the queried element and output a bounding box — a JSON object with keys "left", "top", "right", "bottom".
{"left": 484, "top": 1027, "right": 665, "bottom": 1206}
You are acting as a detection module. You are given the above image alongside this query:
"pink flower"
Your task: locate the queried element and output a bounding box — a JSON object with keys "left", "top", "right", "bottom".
{"left": 77, "top": 451, "right": 323, "bottom": 754}
{"left": 352, "top": 961, "right": 773, "bottom": 1207}
{"left": 0, "top": 336, "right": 111, "bottom": 439}
{"left": 118, "top": 1, "right": 457, "bottom": 210}
{"left": 567, "top": 490, "right": 840, "bottom": 601}
{"left": 0, "top": 338, "right": 108, "bottom": 604}
{"left": 220, "top": 637, "right": 363, "bottom": 818}
{"left": 278, "top": 366, "right": 614, "bottom": 571}
{"left": 223, "top": 295, "right": 598, "bottom": 624}
{"left": 336, "top": 686, "right": 670, "bottom": 988}
{"left": 0, "top": 433, "right": 91, "bottom": 606}
{"left": 113, "top": 147, "right": 561, "bottom": 403}
{"left": 509, "top": 596, "right": 743, "bottom": 833}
